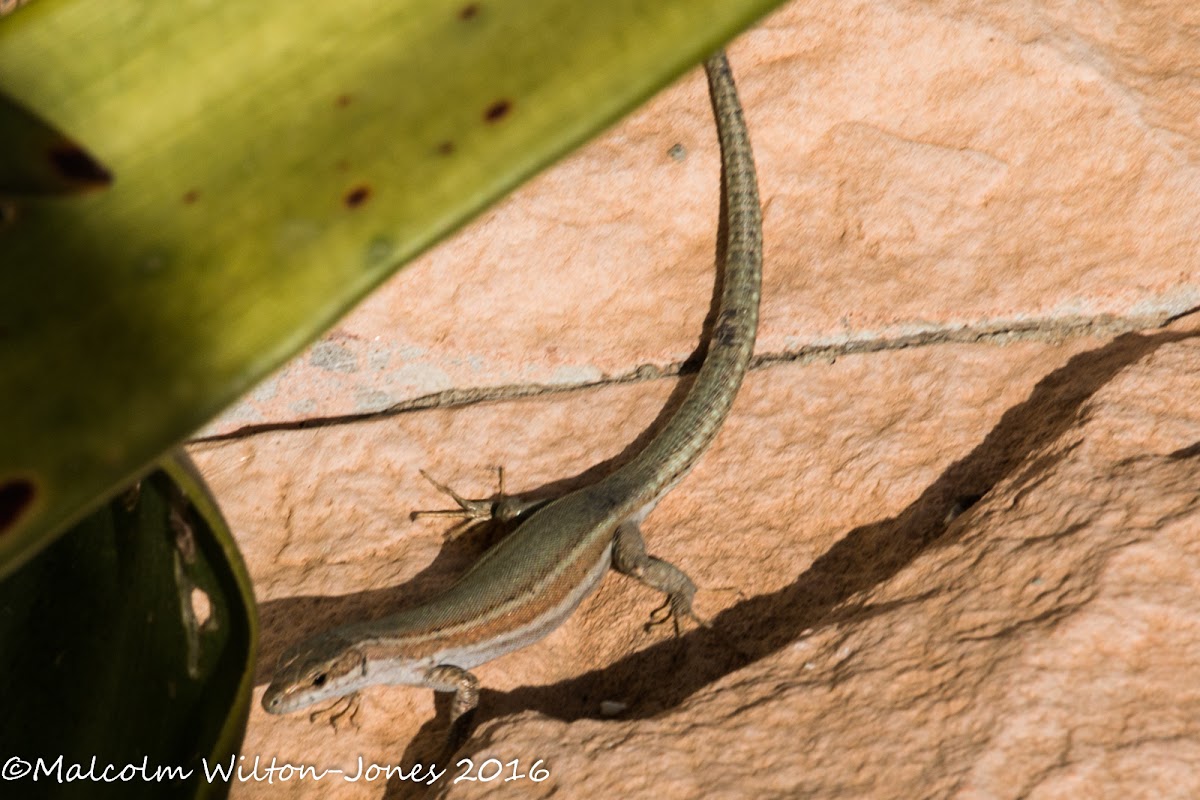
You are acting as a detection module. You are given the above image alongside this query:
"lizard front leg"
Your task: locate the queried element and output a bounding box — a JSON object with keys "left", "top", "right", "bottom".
{"left": 424, "top": 663, "right": 481, "bottom": 727}
{"left": 612, "top": 520, "right": 705, "bottom": 634}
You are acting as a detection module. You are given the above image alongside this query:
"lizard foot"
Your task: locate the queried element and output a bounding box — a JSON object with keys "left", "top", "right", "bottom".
{"left": 308, "top": 692, "right": 362, "bottom": 731}
{"left": 410, "top": 467, "right": 507, "bottom": 540}
{"left": 612, "top": 520, "right": 710, "bottom": 636}
{"left": 411, "top": 467, "right": 548, "bottom": 537}
{"left": 644, "top": 595, "right": 709, "bottom": 637}
{"left": 645, "top": 595, "right": 756, "bottom": 662}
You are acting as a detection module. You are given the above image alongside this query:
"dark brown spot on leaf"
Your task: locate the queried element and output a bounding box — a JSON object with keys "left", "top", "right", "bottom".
{"left": 458, "top": 3, "right": 480, "bottom": 20}
{"left": 0, "top": 478, "right": 35, "bottom": 534}
{"left": 182, "top": 189, "right": 200, "bottom": 205}
{"left": 436, "top": 140, "right": 456, "bottom": 156}
{"left": 49, "top": 145, "right": 112, "bottom": 187}
{"left": 335, "top": 93, "right": 353, "bottom": 108}
{"left": 0, "top": 201, "right": 16, "bottom": 229}
{"left": 335, "top": 159, "right": 350, "bottom": 172}
{"left": 484, "top": 99, "right": 512, "bottom": 123}
{"left": 344, "top": 185, "right": 371, "bottom": 208}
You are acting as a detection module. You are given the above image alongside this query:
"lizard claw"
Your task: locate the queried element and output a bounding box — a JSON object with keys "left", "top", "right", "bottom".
{"left": 644, "top": 598, "right": 674, "bottom": 632}
{"left": 411, "top": 468, "right": 506, "bottom": 538}
{"left": 698, "top": 582, "right": 746, "bottom": 603}
{"left": 411, "top": 467, "right": 543, "bottom": 534}
{"left": 644, "top": 597, "right": 752, "bottom": 662}
{"left": 309, "top": 693, "right": 362, "bottom": 731}
{"left": 643, "top": 597, "right": 708, "bottom": 637}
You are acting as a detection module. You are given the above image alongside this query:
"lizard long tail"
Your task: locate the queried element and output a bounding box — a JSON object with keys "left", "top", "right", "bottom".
{"left": 602, "top": 50, "right": 763, "bottom": 517}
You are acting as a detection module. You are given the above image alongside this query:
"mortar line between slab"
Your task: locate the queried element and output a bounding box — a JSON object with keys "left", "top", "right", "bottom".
{"left": 189, "top": 309, "right": 1192, "bottom": 445}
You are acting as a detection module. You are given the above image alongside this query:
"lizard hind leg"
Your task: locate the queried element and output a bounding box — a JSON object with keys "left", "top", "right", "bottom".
{"left": 612, "top": 520, "right": 707, "bottom": 636}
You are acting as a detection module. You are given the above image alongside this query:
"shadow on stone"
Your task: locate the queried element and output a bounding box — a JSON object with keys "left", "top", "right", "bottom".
{"left": 259, "top": 326, "right": 1197, "bottom": 784}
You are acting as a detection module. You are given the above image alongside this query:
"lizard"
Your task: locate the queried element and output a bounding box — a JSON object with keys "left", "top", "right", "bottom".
{"left": 262, "top": 48, "right": 762, "bottom": 732}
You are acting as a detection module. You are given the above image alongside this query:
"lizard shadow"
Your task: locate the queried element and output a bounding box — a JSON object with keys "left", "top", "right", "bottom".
{"left": 254, "top": 516, "right": 514, "bottom": 686}
{"left": 257, "top": 322, "right": 1196, "bottom": 793}
{"left": 252, "top": 354, "right": 712, "bottom": 686}
{"left": 253, "top": 226, "right": 734, "bottom": 684}
{"left": 253, "top": 339, "right": 728, "bottom": 693}
{"left": 376, "top": 323, "right": 1199, "bottom": 789}
{"left": 251, "top": 122, "right": 745, "bottom": 682}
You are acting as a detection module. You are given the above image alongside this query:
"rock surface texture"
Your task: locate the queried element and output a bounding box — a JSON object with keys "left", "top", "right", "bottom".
{"left": 189, "top": 1, "right": 1200, "bottom": 798}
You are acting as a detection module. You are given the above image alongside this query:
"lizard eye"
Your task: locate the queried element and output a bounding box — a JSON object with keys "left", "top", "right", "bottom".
{"left": 312, "top": 673, "right": 327, "bottom": 688}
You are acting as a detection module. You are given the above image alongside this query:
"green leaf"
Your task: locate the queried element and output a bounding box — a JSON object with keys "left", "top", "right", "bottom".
{"left": 0, "top": 452, "right": 257, "bottom": 800}
{"left": 0, "top": 0, "right": 785, "bottom": 576}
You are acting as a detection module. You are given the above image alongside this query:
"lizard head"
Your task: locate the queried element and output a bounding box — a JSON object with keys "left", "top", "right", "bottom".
{"left": 261, "top": 633, "right": 369, "bottom": 715}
